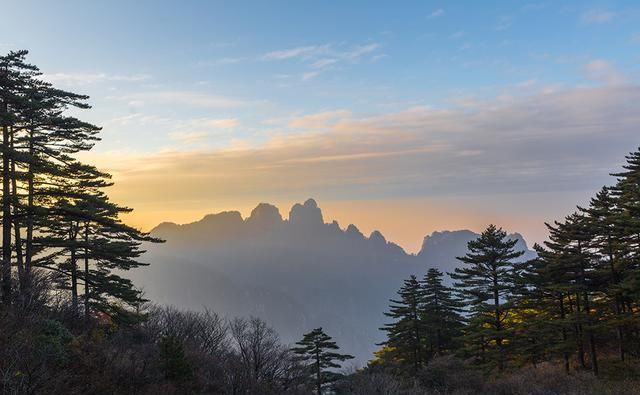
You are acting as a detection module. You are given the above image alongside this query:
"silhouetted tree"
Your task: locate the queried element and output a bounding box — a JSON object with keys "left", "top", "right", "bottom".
{"left": 379, "top": 275, "right": 425, "bottom": 374}
{"left": 451, "top": 224, "right": 524, "bottom": 371}
{"left": 292, "top": 327, "right": 354, "bottom": 394}
{"left": 420, "top": 268, "right": 463, "bottom": 359}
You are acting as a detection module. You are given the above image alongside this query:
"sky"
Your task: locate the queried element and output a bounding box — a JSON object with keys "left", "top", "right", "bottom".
{"left": 2, "top": 1, "right": 640, "bottom": 252}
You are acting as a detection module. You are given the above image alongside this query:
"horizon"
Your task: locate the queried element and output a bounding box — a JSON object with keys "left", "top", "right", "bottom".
{"left": 3, "top": 0, "right": 639, "bottom": 253}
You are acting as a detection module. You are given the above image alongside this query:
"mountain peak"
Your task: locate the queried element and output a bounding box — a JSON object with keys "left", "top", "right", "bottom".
{"left": 247, "top": 203, "right": 283, "bottom": 227}
{"left": 289, "top": 198, "right": 324, "bottom": 226}
{"left": 369, "top": 230, "right": 387, "bottom": 245}
{"left": 303, "top": 198, "right": 318, "bottom": 208}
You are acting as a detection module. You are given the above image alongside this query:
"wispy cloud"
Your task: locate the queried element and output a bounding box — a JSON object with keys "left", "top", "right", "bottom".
{"left": 195, "top": 57, "right": 245, "bottom": 67}
{"left": 166, "top": 118, "right": 239, "bottom": 144}
{"left": 122, "top": 90, "right": 250, "bottom": 108}
{"left": 428, "top": 8, "right": 445, "bottom": 19}
{"left": 43, "top": 72, "right": 151, "bottom": 85}
{"left": 581, "top": 9, "right": 616, "bottom": 24}
{"left": 289, "top": 110, "right": 351, "bottom": 129}
{"left": 262, "top": 42, "right": 382, "bottom": 80}
{"left": 263, "top": 42, "right": 380, "bottom": 64}
{"left": 195, "top": 118, "right": 239, "bottom": 129}
{"left": 261, "top": 44, "right": 331, "bottom": 61}
{"left": 168, "top": 131, "right": 210, "bottom": 143}
{"left": 342, "top": 43, "right": 380, "bottom": 60}
{"left": 583, "top": 59, "right": 625, "bottom": 85}
{"left": 310, "top": 58, "right": 339, "bottom": 69}
{"left": 302, "top": 71, "right": 320, "bottom": 81}
{"left": 495, "top": 16, "right": 512, "bottom": 31}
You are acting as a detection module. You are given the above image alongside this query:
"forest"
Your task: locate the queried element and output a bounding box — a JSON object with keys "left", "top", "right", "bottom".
{"left": 2, "top": 50, "right": 640, "bottom": 394}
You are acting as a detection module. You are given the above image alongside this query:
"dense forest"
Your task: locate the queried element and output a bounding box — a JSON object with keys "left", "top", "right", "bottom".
{"left": 2, "top": 50, "right": 640, "bottom": 394}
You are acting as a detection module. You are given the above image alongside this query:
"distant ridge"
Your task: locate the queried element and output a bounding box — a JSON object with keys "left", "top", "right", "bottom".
{"left": 133, "top": 199, "right": 535, "bottom": 363}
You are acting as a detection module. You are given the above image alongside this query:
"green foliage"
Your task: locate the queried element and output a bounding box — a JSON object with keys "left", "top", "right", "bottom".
{"left": 421, "top": 268, "right": 464, "bottom": 357}
{"left": 36, "top": 319, "right": 73, "bottom": 365}
{"left": 158, "top": 334, "right": 193, "bottom": 383}
{"left": 450, "top": 224, "right": 524, "bottom": 371}
{"left": 379, "top": 275, "right": 426, "bottom": 373}
{"left": 292, "top": 327, "right": 354, "bottom": 394}
{"left": 0, "top": 49, "right": 161, "bottom": 320}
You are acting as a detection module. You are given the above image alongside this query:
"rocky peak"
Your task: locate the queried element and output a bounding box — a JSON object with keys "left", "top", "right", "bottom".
{"left": 289, "top": 198, "right": 324, "bottom": 226}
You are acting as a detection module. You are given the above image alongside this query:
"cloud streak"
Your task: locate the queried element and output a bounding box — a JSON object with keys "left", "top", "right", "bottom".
{"left": 261, "top": 42, "right": 382, "bottom": 80}
{"left": 43, "top": 72, "right": 151, "bottom": 85}
{"left": 581, "top": 9, "right": 616, "bottom": 24}
{"left": 91, "top": 85, "right": 640, "bottom": 208}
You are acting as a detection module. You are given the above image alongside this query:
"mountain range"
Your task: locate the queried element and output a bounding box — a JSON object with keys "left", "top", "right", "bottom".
{"left": 131, "top": 198, "right": 535, "bottom": 364}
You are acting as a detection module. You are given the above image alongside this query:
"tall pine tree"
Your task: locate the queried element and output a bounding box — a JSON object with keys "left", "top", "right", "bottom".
{"left": 379, "top": 275, "right": 426, "bottom": 374}
{"left": 450, "top": 224, "right": 524, "bottom": 371}
{"left": 420, "top": 268, "right": 463, "bottom": 359}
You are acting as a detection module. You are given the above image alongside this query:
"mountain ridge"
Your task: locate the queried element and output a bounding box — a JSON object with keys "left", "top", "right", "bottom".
{"left": 135, "top": 199, "right": 535, "bottom": 364}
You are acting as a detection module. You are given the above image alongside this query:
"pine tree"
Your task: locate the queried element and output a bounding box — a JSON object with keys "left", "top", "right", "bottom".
{"left": 420, "top": 268, "right": 463, "bottom": 359}
{"left": 579, "top": 187, "right": 631, "bottom": 361}
{"left": 0, "top": 50, "right": 160, "bottom": 322}
{"left": 292, "top": 327, "right": 353, "bottom": 395}
{"left": 512, "top": 244, "right": 574, "bottom": 372}
{"left": 544, "top": 213, "right": 602, "bottom": 374}
{"left": 610, "top": 148, "right": 640, "bottom": 356}
{"left": 379, "top": 275, "right": 426, "bottom": 374}
{"left": 450, "top": 224, "right": 524, "bottom": 371}
{"left": 0, "top": 50, "right": 39, "bottom": 304}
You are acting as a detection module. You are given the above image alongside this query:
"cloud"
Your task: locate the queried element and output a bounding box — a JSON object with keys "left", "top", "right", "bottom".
{"left": 198, "top": 118, "right": 239, "bottom": 129}
{"left": 263, "top": 42, "right": 380, "bottom": 64}
{"left": 90, "top": 85, "right": 640, "bottom": 217}
{"left": 581, "top": 9, "right": 616, "bottom": 24}
{"left": 43, "top": 72, "right": 151, "bottom": 85}
{"left": 583, "top": 59, "right": 625, "bottom": 85}
{"left": 168, "top": 131, "right": 210, "bottom": 143}
{"left": 261, "top": 42, "right": 382, "bottom": 79}
{"left": 166, "top": 118, "right": 239, "bottom": 143}
{"left": 195, "top": 57, "right": 245, "bottom": 67}
{"left": 123, "top": 91, "right": 249, "bottom": 108}
{"left": 262, "top": 44, "right": 331, "bottom": 60}
{"left": 342, "top": 43, "right": 380, "bottom": 60}
{"left": 428, "top": 9, "right": 445, "bottom": 19}
{"left": 289, "top": 110, "right": 351, "bottom": 129}
{"left": 302, "top": 71, "right": 320, "bottom": 81}
{"left": 495, "top": 16, "right": 512, "bottom": 31}
{"left": 310, "top": 58, "right": 339, "bottom": 69}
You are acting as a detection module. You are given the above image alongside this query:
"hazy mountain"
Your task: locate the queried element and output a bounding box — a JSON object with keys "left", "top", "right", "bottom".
{"left": 417, "top": 229, "right": 537, "bottom": 283}
{"left": 131, "top": 199, "right": 535, "bottom": 364}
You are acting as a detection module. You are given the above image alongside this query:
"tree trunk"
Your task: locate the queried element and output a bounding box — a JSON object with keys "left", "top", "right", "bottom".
{"left": 22, "top": 127, "right": 34, "bottom": 303}
{"left": 582, "top": 290, "right": 599, "bottom": 375}
{"left": 10, "top": 134, "right": 24, "bottom": 300}
{"left": 70, "top": 223, "right": 78, "bottom": 314}
{"left": 574, "top": 293, "right": 586, "bottom": 369}
{"left": 559, "top": 294, "right": 570, "bottom": 374}
{"left": 316, "top": 350, "right": 321, "bottom": 395}
{"left": 607, "top": 236, "right": 625, "bottom": 361}
{"left": 84, "top": 221, "right": 90, "bottom": 321}
{"left": 2, "top": 119, "right": 12, "bottom": 305}
{"left": 493, "top": 268, "right": 504, "bottom": 371}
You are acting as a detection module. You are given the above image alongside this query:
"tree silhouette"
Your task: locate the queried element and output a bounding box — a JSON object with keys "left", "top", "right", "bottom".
{"left": 451, "top": 224, "right": 524, "bottom": 371}
{"left": 292, "top": 327, "right": 353, "bottom": 394}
